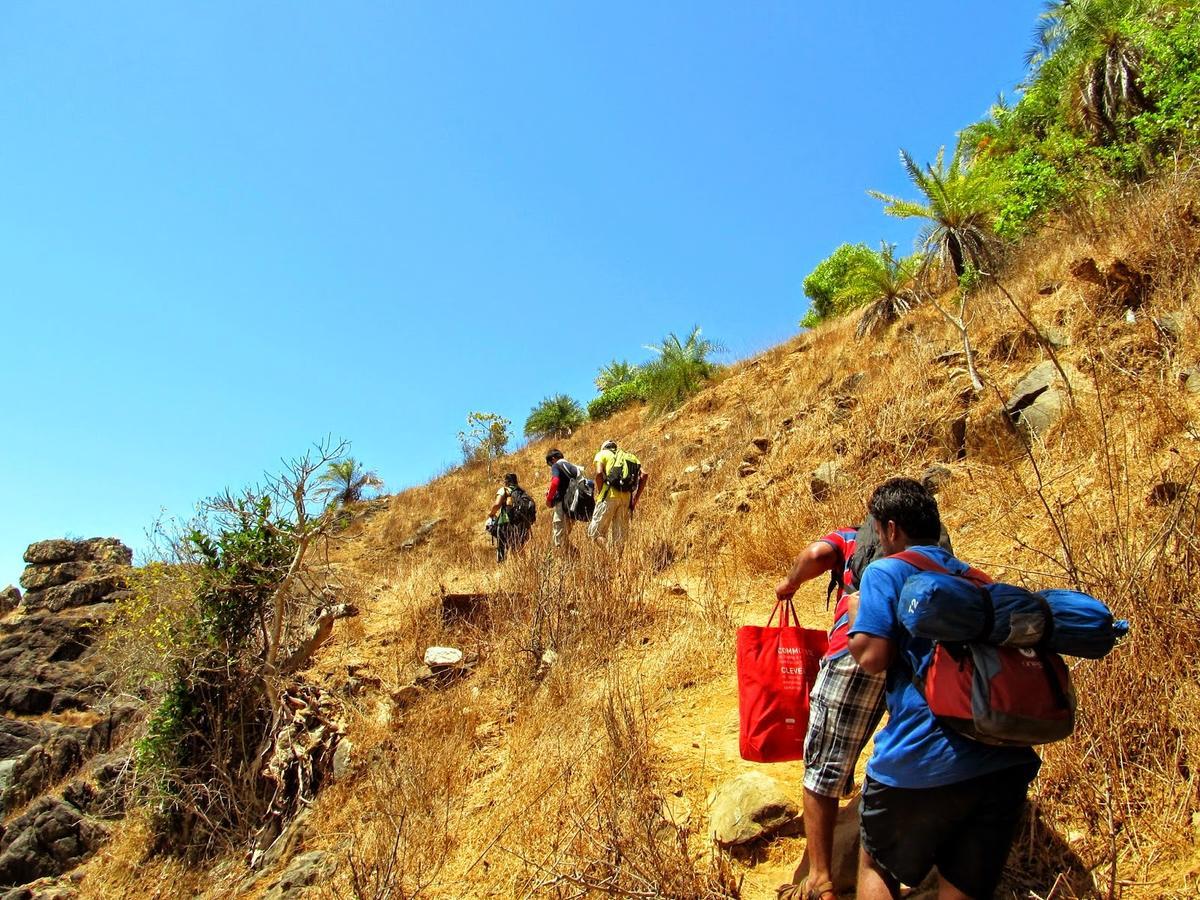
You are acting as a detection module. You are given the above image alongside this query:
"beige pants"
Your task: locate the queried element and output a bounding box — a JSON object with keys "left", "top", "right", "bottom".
{"left": 588, "top": 492, "right": 632, "bottom": 548}
{"left": 552, "top": 505, "right": 573, "bottom": 547}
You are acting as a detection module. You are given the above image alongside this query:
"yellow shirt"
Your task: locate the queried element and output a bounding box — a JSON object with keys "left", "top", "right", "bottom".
{"left": 594, "top": 447, "right": 630, "bottom": 502}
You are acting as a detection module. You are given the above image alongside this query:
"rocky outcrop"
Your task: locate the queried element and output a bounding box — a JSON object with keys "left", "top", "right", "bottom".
{"left": 0, "top": 539, "right": 134, "bottom": 892}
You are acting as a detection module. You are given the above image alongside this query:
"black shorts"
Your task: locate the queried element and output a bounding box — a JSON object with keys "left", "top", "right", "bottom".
{"left": 860, "top": 761, "right": 1039, "bottom": 898}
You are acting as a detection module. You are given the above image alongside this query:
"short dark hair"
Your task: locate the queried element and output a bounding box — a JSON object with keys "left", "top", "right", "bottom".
{"left": 546, "top": 449, "right": 563, "bottom": 464}
{"left": 504, "top": 473, "right": 519, "bottom": 487}
{"left": 868, "top": 477, "right": 941, "bottom": 544}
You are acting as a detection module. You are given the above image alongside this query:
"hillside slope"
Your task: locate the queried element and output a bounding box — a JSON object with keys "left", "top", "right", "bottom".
{"left": 86, "top": 172, "right": 1200, "bottom": 899}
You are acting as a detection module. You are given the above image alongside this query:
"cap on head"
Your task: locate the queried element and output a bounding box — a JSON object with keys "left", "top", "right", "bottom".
{"left": 602, "top": 440, "right": 618, "bottom": 451}
{"left": 504, "top": 472, "right": 519, "bottom": 486}
{"left": 546, "top": 449, "right": 563, "bottom": 464}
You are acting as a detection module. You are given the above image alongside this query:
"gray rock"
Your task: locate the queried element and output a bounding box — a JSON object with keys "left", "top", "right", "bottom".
{"left": 737, "top": 463, "right": 757, "bottom": 479}
{"left": 1156, "top": 312, "right": 1185, "bottom": 344}
{"left": 331, "top": 739, "right": 352, "bottom": 781}
{"left": 811, "top": 460, "right": 844, "bottom": 502}
{"left": 1181, "top": 367, "right": 1200, "bottom": 394}
{"left": 0, "top": 797, "right": 107, "bottom": 888}
{"left": 21, "top": 543, "right": 78, "bottom": 567}
{"left": 265, "top": 851, "right": 330, "bottom": 900}
{"left": 708, "top": 771, "right": 799, "bottom": 847}
{"left": 1039, "top": 326, "right": 1071, "bottom": 349}
{"left": 1005, "top": 361, "right": 1084, "bottom": 439}
{"left": 400, "top": 517, "right": 444, "bottom": 552}
{"left": 1037, "top": 281, "right": 1062, "bottom": 295}
{"left": 0, "top": 589, "right": 18, "bottom": 617}
{"left": 920, "top": 465, "right": 953, "bottom": 494}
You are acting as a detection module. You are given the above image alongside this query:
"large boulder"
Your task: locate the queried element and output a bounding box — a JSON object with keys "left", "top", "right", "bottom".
{"left": 0, "top": 797, "right": 107, "bottom": 889}
{"left": 1004, "top": 361, "right": 1084, "bottom": 439}
{"left": 709, "top": 771, "right": 799, "bottom": 847}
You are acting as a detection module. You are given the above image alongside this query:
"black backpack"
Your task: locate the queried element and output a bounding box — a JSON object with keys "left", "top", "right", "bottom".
{"left": 826, "top": 515, "right": 954, "bottom": 606}
{"left": 604, "top": 450, "right": 642, "bottom": 493}
{"left": 555, "top": 460, "right": 595, "bottom": 521}
{"left": 507, "top": 486, "right": 537, "bottom": 527}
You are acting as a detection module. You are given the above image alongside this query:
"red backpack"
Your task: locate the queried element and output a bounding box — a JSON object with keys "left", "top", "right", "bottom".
{"left": 894, "top": 551, "right": 1076, "bottom": 747}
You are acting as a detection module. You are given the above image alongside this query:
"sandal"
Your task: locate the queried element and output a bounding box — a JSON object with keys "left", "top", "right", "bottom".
{"left": 775, "top": 880, "right": 837, "bottom": 900}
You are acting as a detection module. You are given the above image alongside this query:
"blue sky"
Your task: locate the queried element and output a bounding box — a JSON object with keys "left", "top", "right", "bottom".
{"left": 0, "top": 2, "right": 1043, "bottom": 585}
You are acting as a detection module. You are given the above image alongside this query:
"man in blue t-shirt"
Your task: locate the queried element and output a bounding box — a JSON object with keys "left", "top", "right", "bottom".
{"left": 848, "top": 478, "right": 1039, "bottom": 899}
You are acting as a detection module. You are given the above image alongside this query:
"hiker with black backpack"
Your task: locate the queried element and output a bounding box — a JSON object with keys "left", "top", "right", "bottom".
{"left": 587, "top": 439, "right": 648, "bottom": 550}
{"left": 544, "top": 449, "right": 593, "bottom": 549}
{"left": 487, "top": 473, "right": 536, "bottom": 563}
{"left": 848, "top": 478, "right": 1040, "bottom": 900}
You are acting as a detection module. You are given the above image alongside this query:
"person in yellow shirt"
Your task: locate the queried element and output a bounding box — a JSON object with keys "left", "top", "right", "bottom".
{"left": 588, "top": 440, "right": 648, "bottom": 549}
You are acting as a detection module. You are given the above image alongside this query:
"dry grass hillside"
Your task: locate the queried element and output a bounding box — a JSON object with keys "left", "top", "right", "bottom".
{"left": 86, "top": 170, "right": 1200, "bottom": 899}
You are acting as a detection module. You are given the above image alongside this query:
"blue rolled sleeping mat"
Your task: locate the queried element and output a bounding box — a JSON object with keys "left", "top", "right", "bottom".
{"left": 898, "top": 573, "right": 1129, "bottom": 659}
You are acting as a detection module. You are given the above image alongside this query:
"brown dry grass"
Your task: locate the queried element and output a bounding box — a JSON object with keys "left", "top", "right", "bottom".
{"left": 80, "top": 167, "right": 1200, "bottom": 899}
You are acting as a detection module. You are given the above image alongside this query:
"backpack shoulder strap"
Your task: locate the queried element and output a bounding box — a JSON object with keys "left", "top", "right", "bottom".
{"left": 891, "top": 550, "right": 993, "bottom": 587}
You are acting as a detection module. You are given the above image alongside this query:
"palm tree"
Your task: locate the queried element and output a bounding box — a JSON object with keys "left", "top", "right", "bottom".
{"left": 524, "top": 394, "right": 585, "bottom": 440}
{"left": 316, "top": 459, "right": 383, "bottom": 506}
{"left": 595, "top": 360, "right": 638, "bottom": 393}
{"left": 639, "top": 326, "right": 724, "bottom": 415}
{"left": 869, "top": 144, "right": 998, "bottom": 288}
{"left": 1028, "top": 0, "right": 1151, "bottom": 141}
{"left": 851, "top": 244, "right": 921, "bottom": 339}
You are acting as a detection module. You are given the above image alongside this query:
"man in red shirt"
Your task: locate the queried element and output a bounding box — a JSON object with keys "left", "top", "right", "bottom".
{"left": 774, "top": 527, "right": 885, "bottom": 900}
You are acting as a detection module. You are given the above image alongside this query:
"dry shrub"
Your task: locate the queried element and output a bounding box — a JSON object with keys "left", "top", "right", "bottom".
{"left": 507, "top": 678, "right": 740, "bottom": 899}
{"left": 328, "top": 689, "right": 478, "bottom": 900}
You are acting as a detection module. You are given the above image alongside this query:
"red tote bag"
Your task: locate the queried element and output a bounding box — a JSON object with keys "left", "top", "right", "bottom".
{"left": 737, "top": 598, "right": 828, "bottom": 763}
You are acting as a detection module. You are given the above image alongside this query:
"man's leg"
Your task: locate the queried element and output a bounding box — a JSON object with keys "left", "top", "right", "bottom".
{"left": 856, "top": 847, "right": 900, "bottom": 900}
{"left": 552, "top": 506, "right": 571, "bottom": 548}
{"left": 800, "top": 789, "right": 838, "bottom": 898}
{"left": 609, "top": 497, "right": 630, "bottom": 549}
{"left": 588, "top": 498, "right": 613, "bottom": 541}
{"left": 797, "top": 656, "right": 886, "bottom": 897}
{"left": 496, "top": 525, "right": 509, "bottom": 562}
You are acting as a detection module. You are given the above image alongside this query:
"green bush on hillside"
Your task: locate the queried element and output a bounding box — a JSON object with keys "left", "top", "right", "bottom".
{"left": 801, "top": 243, "right": 878, "bottom": 326}
{"left": 588, "top": 380, "right": 644, "bottom": 421}
{"left": 639, "top": 327, "right": 724, "bottom": 416}
{"left": 524, "top": 394, "right": 586, "bottom": 439}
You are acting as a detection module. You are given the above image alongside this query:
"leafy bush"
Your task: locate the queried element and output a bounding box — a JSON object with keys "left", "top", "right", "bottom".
{"left": 588, "top": 380, "right": 644, "bottom": 421}
{"left": 458, "top": 411, "right": 510, "bottom": 470}
{"left": 115, "top": 441, "right": 353, "bottom": 855}
{"left": 639, "top": 327, "right": 724, "bottom": 416}
{"left": 524, "top": 394, "right": 586, "bottom": 439}
{"left": 595, "top": 360, "right": 639, "bottom": 393}
{"left": 801, "top": 243, "right": 878, "bottom": 324}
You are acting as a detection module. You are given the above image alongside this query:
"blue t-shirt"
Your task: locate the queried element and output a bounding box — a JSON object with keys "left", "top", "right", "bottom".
{"left": 850, "top": 545, "right": 1039, "bottom": 789}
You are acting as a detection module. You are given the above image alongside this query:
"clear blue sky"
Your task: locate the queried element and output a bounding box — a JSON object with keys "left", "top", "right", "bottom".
{"left": 1, "top": 2, "right": 1043, "bottom": 585}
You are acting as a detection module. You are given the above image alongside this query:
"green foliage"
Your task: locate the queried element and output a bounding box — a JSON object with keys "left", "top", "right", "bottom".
{"left": 524, "top": 394, "right": 586, "bottom": 439}
{"left": 587, "top": 380, "right": 645, "bottom": 421}
{"left": 1130, "top": 5, "right": 1200, "bottom": 153}
{"left": 134, "top": 677, "right": 195, "bottom": 773}
{"left": 595, "top": 360, "right": 639, "bottom": 393}
{"left": 639, "top": 326, "right": 724, "bottom": 416}
{"left": 802, "top": 243, "right": 878, "bottom": 323}
{"left": 870, "top": 144, "right": 1000, "bottom": 285}
{"left": 316, "top": 458, "right": 383, "bottom": 506}
{"left": 188, "top": 496, "right": 297, "bottom": 652}
{"left": 852, "top": 244, "right": 922, "bottom": 338}
{"left": 458, "top": 411, "right": 511, "bottom": 467}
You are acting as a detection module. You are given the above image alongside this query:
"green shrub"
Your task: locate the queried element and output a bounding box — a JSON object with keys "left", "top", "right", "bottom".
{"left": 588, "top": 381, "right": 644, "bottom": 421}
{"left": 639, "top": 327, "right": 723, "bottom": 416}
{"left": 525, "top": 394, "right": 586, "bottom": 439}
{"left": 802, "top": 243, "right": 878, "bottom": 324}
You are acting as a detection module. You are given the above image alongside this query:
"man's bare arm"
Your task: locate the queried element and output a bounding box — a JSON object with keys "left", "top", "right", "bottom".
{"left": 775, "top": 540, "right": 839, "bottom": 601}
{"left": 849, "top": 633, "right": 895, "bottom": 675}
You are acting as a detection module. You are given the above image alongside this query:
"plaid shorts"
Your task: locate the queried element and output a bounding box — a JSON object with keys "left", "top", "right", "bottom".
{"left": 803, "top": 653, "right": 887, "bottom": 798}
